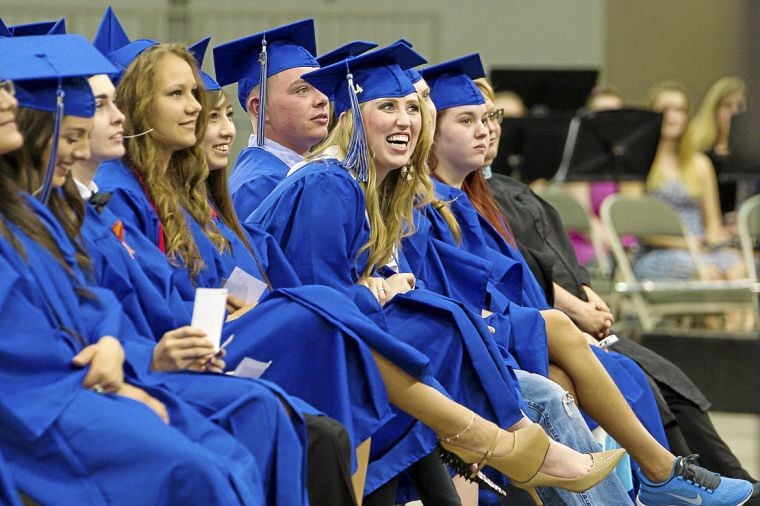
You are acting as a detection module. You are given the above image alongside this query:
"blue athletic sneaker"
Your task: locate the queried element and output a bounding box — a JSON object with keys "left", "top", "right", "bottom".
{"left": 636, "top": 455, "right": 754, "bottom": 506}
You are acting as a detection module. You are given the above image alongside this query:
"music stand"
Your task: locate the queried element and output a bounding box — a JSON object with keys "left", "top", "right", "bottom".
{"left": 489, "top": 68, "right": 598, "bottom": 112}
{"left": 723, "top": 112, "right": 760, "bottom": 181}
{"left": 491, "top": 112, "right": 574, "bottom": 183}
{"left": 552, "top": 108, "right": 662, "bottom": 183}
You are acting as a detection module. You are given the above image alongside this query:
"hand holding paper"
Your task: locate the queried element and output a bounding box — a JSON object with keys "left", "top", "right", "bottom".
{"left": 151, "top": 326, "right": 215, "bottom": 372}
{"left": 191, "top": 288, "right": 228, "bottom": 350}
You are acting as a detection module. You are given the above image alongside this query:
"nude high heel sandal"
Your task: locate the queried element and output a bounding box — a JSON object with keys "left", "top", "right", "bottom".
{"left": 439, "top": 418, "right": 626, "bottom": 505}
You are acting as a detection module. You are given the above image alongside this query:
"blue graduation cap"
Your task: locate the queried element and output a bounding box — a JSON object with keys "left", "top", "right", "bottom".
{"left": 317, "top": 40, "right": 377, "bottom": 67}
{"left": 0, "top": 34, "right": 118, "bottom": 82}
{"left": 188, "top": 36, "right": 220, "bottom": 92}
{"left": 420, "top": 54, "right": 486, "bottom": 111}
{"left": 303, "top": 41, "right": 426, "bottom": 116}
{"left": 393, "top": 38, "right": 423, "bottom": 84}
{"left": 9, "top": 18, "right": 66, "bottom": 36}
{"left": 0, "top": 34, "right": 118, "bottom": 204}
{"left": 92, "top": 6, "right": 129, "bottom": 54}
{"left": 15, "top": 77, "right": 96, "bottom": 117}
{"left": 405, "top": 67, "right": 423, "bottom": 85}
{"left": 213, "top": 19, "right": 319, "bottom": 143}
{"left": 92, "top": 6, "right": 157, "bottom": 77}
{"left": 301, "top": 41, "right": 426, "bottom": 182}
{"left": 0, "top": 19, "right": 11, "bottom": 38}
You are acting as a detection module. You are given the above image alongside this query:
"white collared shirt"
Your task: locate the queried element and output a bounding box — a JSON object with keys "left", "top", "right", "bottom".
{"left": 247, "top": 134, "right": 304, "bottom": 169}
{"left": 287, "top": 145, "right": 342, "bottom": 177}
{"left": 73, "top": 178, "right": 99, "bottom": 200}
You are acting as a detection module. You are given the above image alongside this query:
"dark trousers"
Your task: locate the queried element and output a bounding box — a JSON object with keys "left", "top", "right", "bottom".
{"left": 657, "top": 383, "right": 756, "bottom": 482}
{"left": 364, "top": 450, "right": 461, "bottom": 506}
{"left": 305, "top": 415, "right": 357, "bottom": 506}
{"left": 407, "top": 451, "right": 461, "bottom": 506}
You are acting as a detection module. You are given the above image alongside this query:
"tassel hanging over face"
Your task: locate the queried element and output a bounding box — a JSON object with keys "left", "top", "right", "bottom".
{"left": 340, "top": 71, "right": 370, "bottom": 182}
{"left": 39, "top": 85, "right": 65, "bottom": 205}
{"left": 256, "top": 37, "right": 268, "bottom": 148}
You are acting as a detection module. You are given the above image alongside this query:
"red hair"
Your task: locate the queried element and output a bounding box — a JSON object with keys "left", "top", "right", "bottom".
{"left": 461, "top": 169, "right": 515, "bottom": 245}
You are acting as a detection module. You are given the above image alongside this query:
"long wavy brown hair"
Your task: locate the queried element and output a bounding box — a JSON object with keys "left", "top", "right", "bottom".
{"left": 0, "top": 151, "right": 70, "bottom": 272}
{"left": 117, "top": 43, "right": 226, "bottom": 277}
{"left": 309, "top": 97, "right": 435, "bottom": 278}
{"left": 0, "top": 107, "right": 90, "bottom": 273}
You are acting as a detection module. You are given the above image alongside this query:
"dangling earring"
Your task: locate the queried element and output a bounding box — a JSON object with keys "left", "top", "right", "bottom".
{"left": 400, "top": 162, "right": 414, "bottom": 182}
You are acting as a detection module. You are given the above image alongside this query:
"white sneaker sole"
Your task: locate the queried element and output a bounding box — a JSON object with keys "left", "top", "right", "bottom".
{"left": 636, "top": 489, "right": 753, "bottom": 506}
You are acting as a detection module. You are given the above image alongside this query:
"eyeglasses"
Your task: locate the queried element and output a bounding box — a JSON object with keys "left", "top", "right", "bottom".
{"left": 0, "top": 80, "right": 15, "bottom": 97}
{"left": 483, "top": 108, "right": 504, "bottom": 125}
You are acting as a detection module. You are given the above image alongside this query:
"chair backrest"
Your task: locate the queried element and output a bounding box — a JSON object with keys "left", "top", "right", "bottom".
{"left": 737, "top": 194, "right": 760, "bottom": 279}
{"left": 538, "top": 186, "right": 612, "bottom": 275}
{"left": 601, "top": 195, "right": 708, "bottom": 281}
{"left": 603, "top": 195, "right": 684, "bottom": 237}
{"left": 538, "top": 187, "right": 592, "bottom": 233}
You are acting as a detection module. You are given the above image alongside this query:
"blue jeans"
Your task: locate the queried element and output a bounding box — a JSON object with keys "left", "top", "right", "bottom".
{"left": 515, "top": 370, "right": 632, "bottom": 505}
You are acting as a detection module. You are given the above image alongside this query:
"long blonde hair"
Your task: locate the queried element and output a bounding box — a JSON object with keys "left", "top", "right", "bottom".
{"left": 309, "top": 98, "right": 434, "bottom": 278}
{"left": 117, "top": 43, "right": 227, "bottom": 277}
{"left": 645, "top": 81, "right": 702, "bottom": 197}
{"left": 687, "top": 75, "right": 747, "bottom": 153}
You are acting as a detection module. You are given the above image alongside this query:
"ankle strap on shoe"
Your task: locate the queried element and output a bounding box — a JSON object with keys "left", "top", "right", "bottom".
{"left": 472, "top": 430, "right": 500, "bottom": 478}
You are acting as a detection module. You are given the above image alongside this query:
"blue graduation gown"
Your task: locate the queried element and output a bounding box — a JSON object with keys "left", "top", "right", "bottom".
{"left": 229, "top": 146, "right": 291, "bottom": 221}
{"left": 249, "top": 158, "right": 532, "bottom": 491}
{"left": 432, "top": 181, "right": 553, "bottom": 311}
{"left": 0, "top": 452, "right": 20, "bottom": 506}
{"left": 425, "top": 182, "right": 669, "bottom": 448}
{"left": 406, "top": 205, "right": 548, "bottom": 376}
{"left": 96, "top": 159, "right": 436, "bottom": 486}
{"left": 403, "top": 210, "right": 491, "bottom": 310}
{"left": 0, "top": 205, "right": 262, "bottom": 505}
{"left": 79, "top": 198, "right": 309, "bottom": 506}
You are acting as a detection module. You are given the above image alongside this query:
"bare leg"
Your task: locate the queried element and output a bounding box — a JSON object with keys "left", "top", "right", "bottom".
{"left": 548, "top": 363, "right": 577, "bottom": 399}
{"left": 371, "top": 351, "right": 593, "bottom": 479}
{"left": 351, "top": 438, "right": 371, "bottom": 505}
{"left": 541, "top": 309, "right": 675, "bottom": 482}
{"left": 723, "top": 260, "right": 753, "bottom": 331}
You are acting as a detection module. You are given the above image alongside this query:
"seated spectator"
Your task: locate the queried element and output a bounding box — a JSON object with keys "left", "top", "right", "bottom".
{"left": 633, "top": 81, "right": 745, "bottom": 282}
{"left": 688, "top": 76, "right": 750, "bottom": 217}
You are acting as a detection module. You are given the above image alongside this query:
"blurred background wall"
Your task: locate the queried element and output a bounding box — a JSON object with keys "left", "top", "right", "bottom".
{"left": 1, "top": 0, "right": 605, "bottom": 68}
{"left": 2, "top": 0, "right": 753, "bottom": 162}
{"left": 604, "top": 0, "right": 746, "bottom": 106}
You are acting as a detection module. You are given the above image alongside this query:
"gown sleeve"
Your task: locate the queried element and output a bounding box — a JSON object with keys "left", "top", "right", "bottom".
{"left": 0, "top": 242, "right": 88, "bottom": 441}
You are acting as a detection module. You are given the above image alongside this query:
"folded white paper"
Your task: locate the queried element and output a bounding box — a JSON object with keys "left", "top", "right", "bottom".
{"left": 229, "top": 357, "right": 273, "bottom": 379}
{"left": 224, "top": 267, "right": 268, "bottom": 305}
{"left": 191, "top": 287, "right": 228, "bottom": 349}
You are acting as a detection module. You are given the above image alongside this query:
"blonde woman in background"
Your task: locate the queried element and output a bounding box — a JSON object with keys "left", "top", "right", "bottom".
{"left": 633, "top": 81, "right": 745, "bottom": 282}
{"left": 688, "top": 76, "right": 749, "bottom": 216}
{"left": 493, "top": 90, "right": 526, "bottom": 119}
